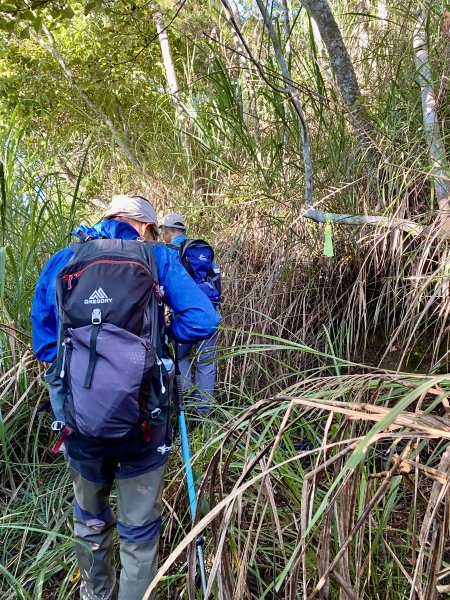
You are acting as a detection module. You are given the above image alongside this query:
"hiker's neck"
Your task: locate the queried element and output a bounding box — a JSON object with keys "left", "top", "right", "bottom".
{"left": 113, "top": 216, "right": 157, "bottom": 241}
{"left": 162, "top": 229, "right": 186, "bottom": 244}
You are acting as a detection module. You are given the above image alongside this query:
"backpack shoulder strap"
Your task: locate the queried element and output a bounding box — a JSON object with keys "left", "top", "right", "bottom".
{"left": 178, "top": 238, "right": 190, "bottom": 257}
{"left": 68, "top": 240, "right": 85, "bottom": 255}
{"left": 176, "top": 239, "right": 195, "bottom": 278}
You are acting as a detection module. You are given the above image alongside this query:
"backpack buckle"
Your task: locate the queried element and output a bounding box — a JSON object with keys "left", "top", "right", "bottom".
{"left": 150, "top": 408, "right": 161, "bottom": 419}
{"left": 51, "top": 420, "right": 65, "bottom": 431}
{"left": 91, "top": 309, "right": 102, "bottom": 325}
{"left": 51, "top": 425, "right": 72, "bottom": 454}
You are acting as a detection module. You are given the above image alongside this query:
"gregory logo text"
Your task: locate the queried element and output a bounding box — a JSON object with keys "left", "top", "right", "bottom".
{"left": 84, "top": 288, "right": 113, "bottom": 304}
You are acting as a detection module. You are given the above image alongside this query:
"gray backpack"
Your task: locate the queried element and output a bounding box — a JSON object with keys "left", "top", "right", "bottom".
{"left": 47, "top": 237, "right": 172, "bottom": 447}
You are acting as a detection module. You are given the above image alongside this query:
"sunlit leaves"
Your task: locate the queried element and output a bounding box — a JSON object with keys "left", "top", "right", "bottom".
{"left": 0, "top": 1, "right": 77, "bottom": 35}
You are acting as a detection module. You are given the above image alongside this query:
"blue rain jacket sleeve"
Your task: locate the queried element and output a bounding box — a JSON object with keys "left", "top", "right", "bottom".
{"left": 31, "top": 247, "right": 74, "bottom": 362}
{"left": 151, "top": 243, "right": 219, "bottom": 342}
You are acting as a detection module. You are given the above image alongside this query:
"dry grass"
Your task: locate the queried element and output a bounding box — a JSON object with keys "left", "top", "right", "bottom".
{"left": 154, "top": 373, "right": 450, "bottom": 600}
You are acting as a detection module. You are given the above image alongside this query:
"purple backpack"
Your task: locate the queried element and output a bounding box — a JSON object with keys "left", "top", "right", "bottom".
{"left": 53, "top": 238, "right": 172, "bottom": 442}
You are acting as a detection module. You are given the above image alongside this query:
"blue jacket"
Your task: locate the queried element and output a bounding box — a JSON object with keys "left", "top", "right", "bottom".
{"left": 172, "top": 233, "right": 187, "bottom": 246}
{"left": 31, "top": 220, "right": 220, "bottom": 362}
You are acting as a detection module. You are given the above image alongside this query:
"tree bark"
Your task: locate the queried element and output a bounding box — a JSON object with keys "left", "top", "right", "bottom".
{"left": 413, "top": 2, "right": 450, "bottom": 230}
{"left": 299, "top": 0, "right": 374, "bottom": 146}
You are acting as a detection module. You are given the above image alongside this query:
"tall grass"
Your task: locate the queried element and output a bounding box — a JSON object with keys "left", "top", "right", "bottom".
{"left": 0, "top": 113, "right": 90, "bottom": 599}
{"left": 1, "top": 1, "right": 450, "bottom": 598}
{"left": 149, "top": 361, "right": 450, "bottom": 599}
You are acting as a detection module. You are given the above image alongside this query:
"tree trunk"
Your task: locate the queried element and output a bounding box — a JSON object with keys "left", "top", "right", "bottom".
{"left": 153, "top": 6, "right": 203, "bottom": 195}
{"left": 281, "top": 0, "right": 292, "bottom": 169}
{"left": 281, "top": 0, "right": 292, "bottom": 66}
{"left": 299, "top": 0, "right": 374, "bottom": 147}
{"left": 413, "top": 2, "right": 450, "bottom": 230}
{"left": 378, "top": 0, "right": 387, "bottom": 24}
{"left": 153, "top": 8, "right": 183, "bottom": 115}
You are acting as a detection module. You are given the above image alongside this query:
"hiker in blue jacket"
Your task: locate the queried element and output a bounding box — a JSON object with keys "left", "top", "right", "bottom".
{"left": 31, "top": 195, "right": 219, "bottom": 600}
{"left": 160, "top": 213, "right": 221, "bottom": 415}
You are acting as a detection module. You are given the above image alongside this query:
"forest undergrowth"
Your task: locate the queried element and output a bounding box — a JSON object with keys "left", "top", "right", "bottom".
{"left": 1, "top": 155, "right": 450, "bottom": 599}
{"left": 1, "top": 0, "right": 450, "bottom": 598}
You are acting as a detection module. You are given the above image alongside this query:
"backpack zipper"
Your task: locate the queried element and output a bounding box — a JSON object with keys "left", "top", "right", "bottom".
{"left": 60, "top": 337, "right": 71, "bottom": 378}
{"left": 63, "top": 259, "right": 152, "bottom": 289}
{"left": 155, "top": 355, "right": 166, "bottom": 394}
{"left": 142, "top": 343, "right": 165, "bottom": 395}
{"left": 66, "top": 273, "right": 77, "bottom": 290}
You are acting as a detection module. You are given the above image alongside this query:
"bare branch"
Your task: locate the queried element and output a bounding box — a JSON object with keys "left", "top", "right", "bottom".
{"left": 254, "top": 0, "right": 313, "bottom": 210}
{"left": 303, "top": 208, "right": 450, "bottom": 238}
{"left": 303, "top": 208, "right": 421, "bottom": 231}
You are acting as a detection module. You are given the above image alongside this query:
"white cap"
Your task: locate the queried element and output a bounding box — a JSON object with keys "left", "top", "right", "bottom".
{"left": 160, "top": 213, "right": 187, "bottom": 229}
{"left": 102, "top": 195, "right": 158, "bottom": 226}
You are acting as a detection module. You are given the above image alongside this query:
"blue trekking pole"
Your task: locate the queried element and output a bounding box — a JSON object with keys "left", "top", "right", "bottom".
{"left": 174, "top": 344, "right": 208, "bottom": 597}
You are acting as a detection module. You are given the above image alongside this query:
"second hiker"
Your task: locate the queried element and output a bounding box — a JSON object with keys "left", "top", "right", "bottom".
{"left": 160, "top": 212, "right": 221, "bottom": 415}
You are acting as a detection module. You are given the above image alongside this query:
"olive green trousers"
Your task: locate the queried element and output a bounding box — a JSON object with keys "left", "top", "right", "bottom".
{"left": 68, "top": 461, "right": 166, "bottom": 600}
